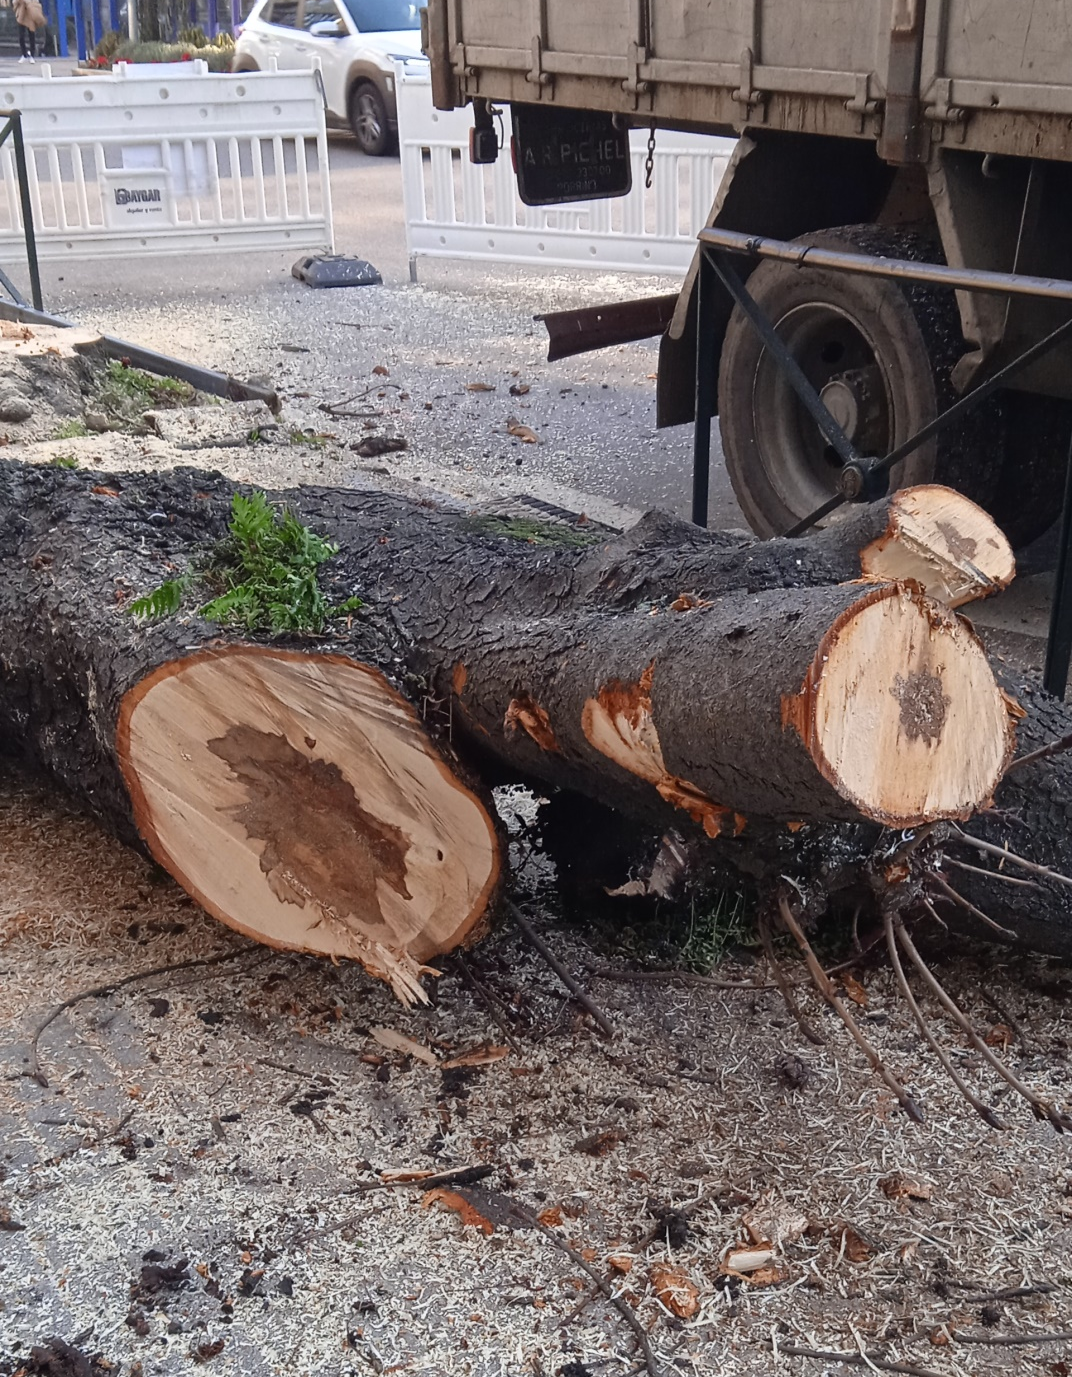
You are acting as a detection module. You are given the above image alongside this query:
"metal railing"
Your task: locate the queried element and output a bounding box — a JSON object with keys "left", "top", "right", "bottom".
{"left": 0, "top": 111, "right": 42, "bottom": 312}
{"left": 692, "top": 228, "right": 1072, "bottom": 695}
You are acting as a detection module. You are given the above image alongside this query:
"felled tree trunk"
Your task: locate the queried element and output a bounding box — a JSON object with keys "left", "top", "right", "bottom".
{"left": 0, "top": 461, "right": 1020, "bottom": 992}
{"left": 0, "top": 464, "right": 502, "bottom": 1004}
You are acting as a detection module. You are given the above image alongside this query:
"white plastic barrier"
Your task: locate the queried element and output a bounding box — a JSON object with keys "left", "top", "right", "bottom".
{"left": 398, "top": 70, "right": 735, "bottom": 279}
{"left": 0, "top": 64, "right": 333, "bottom": 262}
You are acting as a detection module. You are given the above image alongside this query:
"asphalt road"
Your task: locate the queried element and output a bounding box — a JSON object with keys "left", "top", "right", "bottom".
{"left": 18, "top": 125, "right": 743, "bottom": 527}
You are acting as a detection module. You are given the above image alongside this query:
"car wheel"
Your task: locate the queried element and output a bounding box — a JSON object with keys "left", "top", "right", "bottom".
{"left": 232, "top": 58, "right": 260, "bottom": 72}
{"left": 717, "top": 224, "right": 1005, "bottom": 538}
{"left": 349, "top": 81, "right": 393, "bottom": 156}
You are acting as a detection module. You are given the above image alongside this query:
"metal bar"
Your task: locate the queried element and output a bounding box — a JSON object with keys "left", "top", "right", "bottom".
{"left": 9, "top": 115, "right": 43, "bottom": 313}
{"left": 784, "top": 309, "right": 1072, "bottom": 535}
{"left": 108, "top": 0, "right": 119, "bottom": 35}
{"left": 698, "top": 226, "right": 1072, "bottom": 307}
{"left": 73, "top": 0, "right": 87, "bottom": 61}
{"left": 0, "top": 298, "right": 279, "bottom": 411}
{"left": 0, "top": 263, "right": 26, "bottom": 306}
{"left": 691, "top": 250, "right": 717, "bottom": 527}
{"left": 1044, "top": 429, "right": 1072, "bottom": 698}
{"left": 539, "top": 292, "right": 678, "bottom": 362}
{"left": 709, "top": 249, "right": 861, "bottom": 469}
{"left": 56, "top": 0, "right": 69, "bottom": 57}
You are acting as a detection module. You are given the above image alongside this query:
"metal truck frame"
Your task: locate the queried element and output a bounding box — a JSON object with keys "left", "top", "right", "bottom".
{"left": 423, "top": 0, "right": 1072, "bottom": 553}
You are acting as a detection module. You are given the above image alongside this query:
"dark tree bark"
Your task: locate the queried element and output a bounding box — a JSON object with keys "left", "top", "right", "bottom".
{"left": 0, "top": 460, "right": 1029, "bottom": 990}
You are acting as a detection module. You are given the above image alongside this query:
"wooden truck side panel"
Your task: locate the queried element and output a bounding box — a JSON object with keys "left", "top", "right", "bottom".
{"left": 429, "top": 0, "right": 1072, "bottom": 161}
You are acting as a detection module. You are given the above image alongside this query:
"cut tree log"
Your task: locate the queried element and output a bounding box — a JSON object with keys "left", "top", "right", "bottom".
{"left": 582, "top": 485, "right": 1014, "bottom": 611}
{"left": 0, "top": 460, "right": 1023, "bottom": 994}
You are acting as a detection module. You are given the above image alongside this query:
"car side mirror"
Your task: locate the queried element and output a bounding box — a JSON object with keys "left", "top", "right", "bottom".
{"left": 309, "top": 18, "right": 345, "bottom": 36}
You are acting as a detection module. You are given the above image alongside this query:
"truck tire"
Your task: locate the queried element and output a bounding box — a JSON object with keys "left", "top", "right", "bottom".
{"left": 349, "top": 81, "right": 393, "bottom": 157}
{"left": 990, "top": 392, "right": 1071, "bottom": 549}
{"left": 717, "top": 225, "right": 1004, "bottom": 539}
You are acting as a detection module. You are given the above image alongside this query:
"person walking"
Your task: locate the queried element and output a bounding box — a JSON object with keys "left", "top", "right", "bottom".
{"left": 14, "top": 0, "right": 45, "bottom": 62}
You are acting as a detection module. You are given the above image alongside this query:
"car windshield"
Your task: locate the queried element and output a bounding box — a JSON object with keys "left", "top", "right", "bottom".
{"left": 338, "top": 0, "right": 419, "bottom": 30}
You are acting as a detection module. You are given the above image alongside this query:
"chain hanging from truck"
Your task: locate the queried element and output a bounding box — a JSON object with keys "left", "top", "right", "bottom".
{"left": 644, "top": 122, "right": 656, "bottom": 190}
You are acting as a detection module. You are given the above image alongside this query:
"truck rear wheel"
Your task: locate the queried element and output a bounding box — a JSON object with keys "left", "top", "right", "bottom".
{"left": 717, "top": 225, "right": 1004, "bottom": 538}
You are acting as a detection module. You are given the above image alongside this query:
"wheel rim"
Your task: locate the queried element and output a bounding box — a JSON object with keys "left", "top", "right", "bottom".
{"left": 355, "top": 93, "right": 382, "bottom": 148}
{"left": 750, "top": 302, "right": 894, "bottom": 518}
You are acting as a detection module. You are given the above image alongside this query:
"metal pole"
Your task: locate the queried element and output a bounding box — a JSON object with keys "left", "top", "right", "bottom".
{"left": 1044, "top": 429, "right": 1072, "bottom": 698}
{"left": 10, "top": 116, "right": 43, "bottom": 314}
{"left": 691, "top": 249, "right": 717, "bottom": 527}
{"left": 127, "top": 0, "right": 138, "bottom": 42}
{"left": 709, "top": 250, "right": 860, "bottom": 469}
{"left": 699, "top": 226, "right": 1072, "bottom": 307}
{"left": 73, "top": 0, "right": 87, "bottom": 60}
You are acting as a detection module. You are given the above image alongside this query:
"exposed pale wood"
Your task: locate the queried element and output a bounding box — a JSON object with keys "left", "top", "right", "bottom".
{"left": 118, "top": 647, "right": 501, "bottom": 1005}
{"left": 782, "top": 584, "right": 1013, "bottom": 826}
{"left": 858, "top": 485, "right": 1015, "bottom": 608}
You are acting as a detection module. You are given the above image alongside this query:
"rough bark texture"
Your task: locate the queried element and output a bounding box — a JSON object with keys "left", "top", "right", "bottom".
{"left": 946, "top": 672, "right": 1072, "bottom": 959}
{"left": 0, "top": 462, "right": 1012, "bottom": 832}
{"left": 0, "top": 459, "right": 1046, "bottom": 974}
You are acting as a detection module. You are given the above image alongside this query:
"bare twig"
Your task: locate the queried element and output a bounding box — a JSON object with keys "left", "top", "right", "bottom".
{"left": 910, "top": 909, "right": 1072, "bottom": 1133}
{"left": 824, "top": 926, "right": 887, "bottom": 977}
{"left": 777, "top": 1345, "right": 944, "bottom": 1377}
{"left": 508, "top": 1202, "right": 664, "bottom": 1377}
{"left": 928, "top": 873, "right": 1017, "bottom": 938}
{"left": 288, "top": 1164, "right": 495, "bottom": 1245}
{"left": 951, "top": 1282, "right": 1057, "bottom": 1302}
{"left": 448, "top": 953, "right": 523, "bottom": 1057}
{"left": 757, "top": 909, "right": 825, "bottom": 1046}
{"left": 942, "top": 856, "right": 1041, "bottom": 891}
{"left": 951, "top": 827, "right": 1072, "bottom": 890}
{"left": 27, "top": 944, "right": 264, "bottom": 1087}
{"left": 590, "top": 967, "right": 781, "bottom": 991}
{"left": 976, "top": 984, "right": 1033, "bottom": 1055}
{"left": 952, "top": 1330, "right": 1072, "bottom": 1346}
{"left": 507, "top": 900, "right": 615, "bottom": 1039}
{"left": 1005, "top": 730, "right": 1072, "bottom": 774}
{"left": 779, "top": 895, "right": 923, "bottom": 1122}
{"left": 319, "top": 381, "right": 401, "bottom": 417}
{"left": 884, "top": 915, "right": 1005, "bottom": 1130}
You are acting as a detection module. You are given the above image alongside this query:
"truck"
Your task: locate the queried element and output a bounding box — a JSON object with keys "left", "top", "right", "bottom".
{"left": 422, "top": 0, "right": 1072, "bottom": 546}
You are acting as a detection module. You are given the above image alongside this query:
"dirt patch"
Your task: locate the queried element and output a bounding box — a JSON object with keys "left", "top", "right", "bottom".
{"left": 2, "top": 762, "right": 1071, "bottom": 1376}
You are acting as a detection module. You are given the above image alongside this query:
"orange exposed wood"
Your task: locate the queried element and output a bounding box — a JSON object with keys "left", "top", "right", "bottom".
{"left": 503, "top": 695, "right": 561, "bottom": 753}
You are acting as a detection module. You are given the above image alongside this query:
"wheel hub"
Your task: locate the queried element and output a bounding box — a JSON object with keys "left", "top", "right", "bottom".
{"left": 819, "top": 366, "right": 885, "bottom": 449}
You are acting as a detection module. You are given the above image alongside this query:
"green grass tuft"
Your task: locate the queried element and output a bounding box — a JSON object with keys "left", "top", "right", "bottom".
{"left": 49, "top": 454, "right": 79, "bottom": 469}
{"left": 680, "top": 889, "right": 754, "bottom": 973}
{"left": 53, "top": 419, "right": 89, "bottom": 440}
{"left": 129, "top": 491, "right": 361, "bottom": 634}
{"left": 128, "top": 577, "right": 188, "bottom": 621}
{"left": 469, "top": 515, "right": 600, "bottom": 548}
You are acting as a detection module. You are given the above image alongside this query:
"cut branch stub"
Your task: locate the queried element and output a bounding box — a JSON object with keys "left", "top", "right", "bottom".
{"left": 857, "top": 485, "right": 1015, "bottom": 608}
{"left": 782, "top": 584, "right": 1014, "bottom": 826}
{"left": 117, "top": 647, "right": 501, "bottom": 1005}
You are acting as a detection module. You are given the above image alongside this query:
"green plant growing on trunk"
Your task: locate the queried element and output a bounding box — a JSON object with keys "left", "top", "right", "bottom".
{"left": 129, "top": 491, "right": 361, "bottom": 634}
{"left": 53, "top": 419, "right": 89, "bottom": 440}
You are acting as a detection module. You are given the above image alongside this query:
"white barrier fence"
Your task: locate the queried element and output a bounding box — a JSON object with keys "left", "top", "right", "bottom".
{"left": 0, "top": 63, "right": 333, "bottom": 263}
{"left": 399, "top": 70, "right": 735, "bottom": 279}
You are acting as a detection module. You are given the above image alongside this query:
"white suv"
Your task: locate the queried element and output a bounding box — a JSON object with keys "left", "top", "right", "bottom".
{"left": 233, "top": 0, "right": 426, "bottom": 155}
